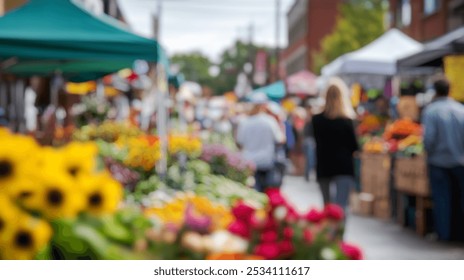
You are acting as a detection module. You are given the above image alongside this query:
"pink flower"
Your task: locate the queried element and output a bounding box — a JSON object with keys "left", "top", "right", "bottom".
{"left": 228, "top": 220, "right": 251, "bottom": 239}
{"left": 283, "top": 227, "right": 293, "bottom": 240}
{"left": 265, "top": 188, "right": 286, "bottom": 208}
{"left": 340, "top": 242, "right": 363, "bottom": 260}
{"left": 185, "top": 204, "right": 212, "bottom": 233}
{"left": 303, "top": 229, "right": 313, "bottom": 244}
{"left": 261, "top": 230, "right": 278, "bottom": 243}
{"left": 279, "top": 240, "right": 294, "bottom": 256}
{"left": 254, "top": 243, "right": 281, "bottom": 260}
{"left": 324, "top": 204, "right": 344, "bottom": 221}
{"left": 232, "top": 202, "right": 255, "bottom": 223}
{"left": 305, "top": 209, "right": 325, "bottom": 223}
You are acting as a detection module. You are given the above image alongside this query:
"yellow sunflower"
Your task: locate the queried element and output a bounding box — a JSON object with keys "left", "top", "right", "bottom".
{"left": 0, "top": 214, "right": 52, "bottom": 260}
{"left": 78, "top": 172, "right": 123, "bottom": 215}
{"left": 20, "top": 169, "right": 85, "bottom": 220}
{"left": 0, "top": 135, "right": 38, "bottom": 191}
{"left": 0, "top": 194, "right": 22, "bottom": 238}
{"left": 59, "top": 142, "right": 98, "bottom": 178}
{"left": 3, "top": 178, "right": 37, "bottom": 204}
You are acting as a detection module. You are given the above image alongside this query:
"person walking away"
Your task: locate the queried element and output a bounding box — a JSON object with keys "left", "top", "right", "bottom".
{"left": 422, "top": 78, "right": 464, "bottom": 241}
{"left": 236, "top": 93, "right": 285, "bottom": 192}
{"left": 303, "top": 105, "right": 316, "bottom": 181}
{"left": 312, "top": 85, "right": 359, "bottom": 213}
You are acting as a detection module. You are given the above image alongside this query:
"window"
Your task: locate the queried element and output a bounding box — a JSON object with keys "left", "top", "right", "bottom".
{"left": 396, "top": 0, "right": 412, "bottom": 27}
{"left": 424, "top": 0, "right": 440, "bottom": 15}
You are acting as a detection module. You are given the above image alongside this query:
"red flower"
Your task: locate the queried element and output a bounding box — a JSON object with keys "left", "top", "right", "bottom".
{"left": 340, "top": 242, "right": 363, "bottom": 260}
{"left": 263, "top": 217, "right": 277, "bottom": 231}
{"left": 228, "top": 220, "right": 251, "bottom": 239}
{"left": 232, "top": 202, "right": 255, "bottom": 223}
{"left": 261, "top": 230, "right": 278, "bottom": 243}
{"left": 279, "top": 240, "right": 294, "bottom": 256}
{"left": 254, "top": 243, "right": 281, "bottom": 260}
{"left": 250, "top": 211, "right": 267, "bottom": 229}
{"left": 303, "top": 229, "right": 313, "bottom": 244}
{"left": 305, "top": 209, "right": 325, "bottom": 223}
{"left": 324, "top": 204, "right": 344, "bottom": 221}
{"left": 265, "top": 188, "right": 286, "bottom": 208}
{"left": 283, "top": 227, "right": 293, "bottom": 240}
{"left": 285, "top": 206, "right": 300, "bottom": 223}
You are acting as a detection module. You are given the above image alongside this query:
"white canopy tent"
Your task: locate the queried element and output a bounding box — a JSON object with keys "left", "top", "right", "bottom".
{"left": 321, "top": 29, "right": 423, "bottom": 78}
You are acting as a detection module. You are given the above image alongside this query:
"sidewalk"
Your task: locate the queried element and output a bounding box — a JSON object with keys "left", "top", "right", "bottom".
{"left": 281, "top": 175, "right": 464, "bottom": 260}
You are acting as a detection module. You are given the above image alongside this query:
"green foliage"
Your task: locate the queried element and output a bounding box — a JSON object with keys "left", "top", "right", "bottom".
{"left": 171, "top": 52, "right": 213, "bottom": 86}
{"left": 171, "top": 40, "right": 271, "bottom": 95}
{"left": 313, "top": 0, "right": 387, "bottom": 74}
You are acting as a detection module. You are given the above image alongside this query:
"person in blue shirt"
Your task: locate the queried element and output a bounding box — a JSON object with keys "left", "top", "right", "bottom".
{"left": 422, "top": 78, "right": 464, "bottom": 241}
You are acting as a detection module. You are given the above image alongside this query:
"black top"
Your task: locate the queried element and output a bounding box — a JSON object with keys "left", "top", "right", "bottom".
{"left": 312, "top": 113, "right": 359, "bottom": 179}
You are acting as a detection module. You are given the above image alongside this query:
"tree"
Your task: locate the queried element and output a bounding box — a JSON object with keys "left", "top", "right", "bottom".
{"left": 214, "top": 40, "right": 272, "bottom": 95}
{"left": 170, "top": 52, "right": 213, "bottom": 86}
{"left": 313, "top": 0, "right": 387, "bottom": 74}
{"left": 171, "top": 41, "right": 271, "bottom": 95}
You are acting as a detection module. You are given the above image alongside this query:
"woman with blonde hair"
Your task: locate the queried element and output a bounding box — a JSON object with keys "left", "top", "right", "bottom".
{"left": 312, "top": 83, "right": 359, "bottom": 213}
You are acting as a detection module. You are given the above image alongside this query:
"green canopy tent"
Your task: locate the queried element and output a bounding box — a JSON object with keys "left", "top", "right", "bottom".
{"left": 0, "top": 0, "right": 169, "bottom": 80}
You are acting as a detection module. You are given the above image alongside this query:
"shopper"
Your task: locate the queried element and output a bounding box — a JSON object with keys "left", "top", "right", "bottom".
{"left": 422, "top": 78, "right": 464, "bottom": 241}
{"left": 236, "top": 93, "right": 285, "bottom": 192}
{"left": 312, "top": 85, "right": 359, "bottom": 212}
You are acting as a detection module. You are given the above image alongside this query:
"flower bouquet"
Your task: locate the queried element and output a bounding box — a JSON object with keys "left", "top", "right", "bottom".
{"left": 227, "top": 189, "right": 363, "bottom": 260}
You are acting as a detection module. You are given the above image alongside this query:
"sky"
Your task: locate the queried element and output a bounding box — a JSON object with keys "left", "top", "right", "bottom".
{"left": 117, "top": 0, "right": 295, "bottom": 62}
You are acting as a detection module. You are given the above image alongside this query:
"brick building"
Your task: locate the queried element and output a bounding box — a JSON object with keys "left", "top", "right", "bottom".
{"left": 282, "top": 0, "right": 342, "bottom": 76}
{"left": 389, "top": 0, "right": 464, "bottom": 42}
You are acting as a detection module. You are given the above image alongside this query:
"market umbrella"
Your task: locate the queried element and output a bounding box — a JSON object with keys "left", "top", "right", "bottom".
{"left": 0, "top": 0, "right": 169, "bottom": 81}
{"left": 250, "top": 80, "right": 286, "bottom": 101}
{"left": 286, "top": 70, "right": 318, "bottom": 96}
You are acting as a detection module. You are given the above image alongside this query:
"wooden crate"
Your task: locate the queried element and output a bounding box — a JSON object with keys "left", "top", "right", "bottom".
{"left": 357, "top": 193, "right": 375, "bottom": 216}
{"left": 360, "top": 153, "right": 391, "bottom": 198}
{"left": 394, "top": 156, "right": 430, "bottom": 197}
{"left": 373, "top": 198, "right": 391, "bottom": 220}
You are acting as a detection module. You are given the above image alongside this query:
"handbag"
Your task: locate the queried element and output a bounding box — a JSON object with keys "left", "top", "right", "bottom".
{"left": 267, "top": 145, "right": 287, "bottom": 187}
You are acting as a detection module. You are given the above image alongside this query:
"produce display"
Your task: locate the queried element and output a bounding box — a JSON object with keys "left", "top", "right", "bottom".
{"left": 73, "top": 121, "right": 143, "bottom": 143}
{"left": 361, "top": 117, "right": 424, "bottom": 156}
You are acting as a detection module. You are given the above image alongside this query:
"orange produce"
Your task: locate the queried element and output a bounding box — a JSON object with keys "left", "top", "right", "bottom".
{"left": 383, "top": 118, "right": 422, "bottom": 140}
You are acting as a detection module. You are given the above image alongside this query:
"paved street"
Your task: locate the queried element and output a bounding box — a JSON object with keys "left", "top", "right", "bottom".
{"left": 281, "top": 175, "right": 464, "bottom": 260}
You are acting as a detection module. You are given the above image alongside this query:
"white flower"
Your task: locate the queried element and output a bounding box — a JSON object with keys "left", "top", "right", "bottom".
{"left": 206, "top": 230, "right": 248, "bottom": 254}
{"left": 321, "top": 248, "right": 336, "bottom": 260}
{"left": 273, "top": 206, "right": 288, "bottom": 221}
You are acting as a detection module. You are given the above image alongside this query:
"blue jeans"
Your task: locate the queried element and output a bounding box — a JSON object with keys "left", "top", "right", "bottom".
{"left": 303, "top": 138, "right": 316, "bottom": 180}
{"left": 318, "top": 176, "right": 354, "bottom": 212}
{"left": 254, "top": 169, "right": 271, "bottom": 193}
{"left": 428, "top": 165, "right": 464, "bottom": 241}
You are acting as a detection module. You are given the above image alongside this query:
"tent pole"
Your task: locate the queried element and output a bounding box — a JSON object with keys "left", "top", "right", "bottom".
{"left": 154, "top": 63, "right": 169, "bottom": 178}
{"left": 16, "top": 79, "right": 25, "bottom": 133}
{"left": 9, "top": 78, "right": 16, "bottom": 131}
